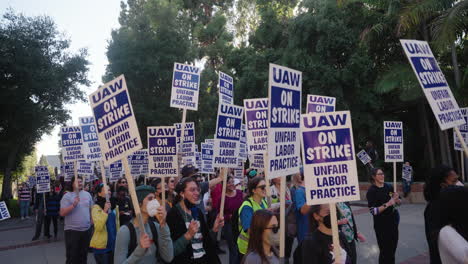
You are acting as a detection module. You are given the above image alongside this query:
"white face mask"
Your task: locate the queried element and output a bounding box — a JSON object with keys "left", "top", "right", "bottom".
{"left": 147, "top": 199, "right": 160, "bottom": 217}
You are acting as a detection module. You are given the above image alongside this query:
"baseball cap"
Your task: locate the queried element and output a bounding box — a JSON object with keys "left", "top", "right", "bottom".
{"left": 181, "top": 164, "right": 199, "bottom": 178}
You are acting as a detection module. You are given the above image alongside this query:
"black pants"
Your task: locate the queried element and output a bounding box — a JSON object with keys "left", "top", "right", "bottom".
{"left": 33, "top": 210, "right": 45, "bottom": 238}
{"left": 285, "top": 235, "right": 294, "bottom": 260}
{"left": 374, "top": 222, "right": 399, "bottom": 264}
{"left": 347, "top": 239, "right": 357, "bottom": 264}
{"left": 44, "top": 215, "right": 58, "bottom": 237}
{"left": 65, "top": 229, "right": 91, "bottom": 264}
{"left": 94, "top": 251, "right": 113, "bottom": 264}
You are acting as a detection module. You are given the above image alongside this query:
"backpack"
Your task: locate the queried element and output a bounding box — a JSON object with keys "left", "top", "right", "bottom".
{"left": 286, "top": 186, "right": 298, "bottom": 237}
{"left": 231, "top": 198, "right": 252, "bottom": 241}
{"left": 126, "top": 221, "right": 167, "bottom": 263}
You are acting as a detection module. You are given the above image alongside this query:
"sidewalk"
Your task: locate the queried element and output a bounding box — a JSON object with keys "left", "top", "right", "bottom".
{"left": 0, "top": 203, "right": 429, "bottom": 263}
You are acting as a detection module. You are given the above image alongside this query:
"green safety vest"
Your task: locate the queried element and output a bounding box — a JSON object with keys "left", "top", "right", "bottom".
{"left": 236, "top": 197, "right": 268, "bottom": 254}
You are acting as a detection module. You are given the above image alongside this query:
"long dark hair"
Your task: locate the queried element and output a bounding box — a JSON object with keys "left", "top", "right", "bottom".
{"left": 245, "top": 210, "right": 278, "bottom": 263}
{"left": 424, "top": 165, "right": 455, "bottom": 202}
{"left": 368, "top": 168, "right": 382, "bottom": 184}
{"left": 247, "top": 176, "right": 264, "bottom": 197}
{"left": 173, "top": 177, "right": 198, "bottom": 205}
{"left": 308, "top": 204, "right": 322, "bottom": 231}
{"left": 440, "top": 186, "right": 468, "bottom": 241}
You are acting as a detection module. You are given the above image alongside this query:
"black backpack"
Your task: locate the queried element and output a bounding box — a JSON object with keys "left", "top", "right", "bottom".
{"left": 126, "top": 221, "right": 167, "bottom": 263}
{"left": 231, "top": 198, "right": 252, "bottom": 241}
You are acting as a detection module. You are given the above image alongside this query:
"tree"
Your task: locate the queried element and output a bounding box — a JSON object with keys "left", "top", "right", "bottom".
{"left": 0, "top": 10, "right": 90, "bottom": 200}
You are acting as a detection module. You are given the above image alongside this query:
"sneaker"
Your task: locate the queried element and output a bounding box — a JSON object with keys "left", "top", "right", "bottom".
{"left": 26, "top": 216, "right": 30, "bottom": 219}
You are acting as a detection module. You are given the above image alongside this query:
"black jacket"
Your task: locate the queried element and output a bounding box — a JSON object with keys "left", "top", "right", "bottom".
{"left": 166, "top": 203, "right": 220, "bottom": 264}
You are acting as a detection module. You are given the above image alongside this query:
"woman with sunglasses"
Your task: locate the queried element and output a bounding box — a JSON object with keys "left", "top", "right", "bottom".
{"left": 243, "top": 210, "right": 279, "bottom": 264}
{"left": 367, "top": 168, "right": 401, "bottom": 264}
{"left": 302, "top": 204, "right": 351, "bottom": 264}
{"left": 90, "top": 184, "right": 118, "bottom": 264}
{"left": 167, "top": 177, "right": 224, "bottom": 264}
{"left": 237, "top": 176, "right": 269, "bottom": 260}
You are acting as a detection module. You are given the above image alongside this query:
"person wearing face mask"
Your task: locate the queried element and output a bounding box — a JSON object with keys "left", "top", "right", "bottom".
{"left": 167, "top": 177, "right": 224, "bottom": 264}
{"left": 114, "top": 185, "right": 173, "bottom": 264}
{"left": 90, "top": 184, "right": 118, "bottom": 264}
{"left": 367, "top": 168, "right": 401, "bottom": 264}
{"left": 237, "top": 176, "right": 269, "bottom": 260}
{"left": 242, "top": 210, "right": 280, "bottom": 264}
{"left": 423, "top": 165, "right": 462, "bottom": 264}
{"left": 302, "top": 204, "right": 351, "bottom": 264}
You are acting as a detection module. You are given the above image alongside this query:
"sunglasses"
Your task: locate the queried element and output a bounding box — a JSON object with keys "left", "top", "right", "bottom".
{"left": 256, "top": 185, "right": 266, "bottom": 190}
{"left": 266, "top": 225, "right": 279, "bottom": 233}
{"left": 121, "top": 181, "right": 127, "bottom": 184}
{"left": 169, "top": 180, "right": 175, "bottom": 183}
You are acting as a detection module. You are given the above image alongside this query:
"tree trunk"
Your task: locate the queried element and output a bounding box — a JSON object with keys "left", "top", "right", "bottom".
{"left": 439, "top": 129, "right": 448, "bottom": 165}
{"left": 451, "top": 42, "right": 461, "bottom": 90}
{"left": 444, "top": 130, "right": 453, "bottom": 167}
{"left": 419, "top": 101, "right": 435, "bottom": 167}
{"left": 1, "top": 145, "right": 19, "bottom": 201}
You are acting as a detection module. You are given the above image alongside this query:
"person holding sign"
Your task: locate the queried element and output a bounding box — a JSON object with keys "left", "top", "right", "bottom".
{"left": 402, "top": 162, "right": 413, "bottom": 198}
{"left": 301, "top": 204, "right": 351, "bottom": 264}
{"left": 243, "top": 210, "right": 280, "bottom": 264}
{"left": 59, "top": 176, "right": 93, "bottom": 264}
{"left": 167, "top": 177, "right": 224, "bottom": 264}
{"left": 366, "top": 168, "right": 401, "bottom": 264}
{"left": 114, "top": 185, "right": 173, "bottom": 264}
{"left": 336, "top": 202, "right": 366, "bottom": 264}
{"left": 237, "top": 176, "right": 269, "bottom": 259}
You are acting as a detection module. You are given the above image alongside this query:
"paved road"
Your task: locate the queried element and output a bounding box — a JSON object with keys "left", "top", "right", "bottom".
{"left": 0, "top": 202, "right": 428, "bottom": 263}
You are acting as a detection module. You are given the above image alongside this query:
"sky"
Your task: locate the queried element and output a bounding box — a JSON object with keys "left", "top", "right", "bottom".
{"left": 0, "top": 0, "right": 122, "bottom": 161}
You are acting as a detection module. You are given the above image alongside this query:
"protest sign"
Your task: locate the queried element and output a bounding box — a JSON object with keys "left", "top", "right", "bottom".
{"left": 77, "top": 160, "right": 94, "bottom": 180}
{"left": 244, "top": 98, "right": 268, "bottom": 154}
{"left": 453, "top": 108, "right": 468, "bottom": 151}
{"left": 62, "top": 162, "right": 74, "bottom": 182}
{"left": 219, "top": 71, "right": 234, "bottom": 104}
{"left": 0, "top": 201, "right": 10, "bottom": 221}
{"left": 201, "top": 142, "right": 214, "bottom": 174}
{"left": 148, "top": 126, "right": 178, "bottom": 178}
{"left": 28, "top": 176, "right": 36, "bottom": 188}
{"left": 195, "top": 152, "right": 202, "bottom": 169}
{"left": 267, "top": 64, "right": 302, "bottom": 179}
{"left": 249, "top": 153, "right": 264, "bottom": 169}
{"left": 175, "top": 122, "right": 195, "bottom": 144}
{"left": 306, "top": 95, "right": 336, "bottom": 113}
{"left": 35, "top": 166, "right": 51, "bottom": 194}
{"left": 109, "top": 161, "right": 123, "bottom": 183}
{"left": 401, "top": 40, "right": 465, "bottom": 130}
{"left": 127, "top": 150, "right": 148, "bottom": 178}
{"left": 60, "top": 126, "right": 84, "bottom": 162}
{"left": 402, "top": 164, "right": 412, "bottom": 181}
{"left": 213, "top": 103, "right": 244, "bottom": 168}
{"left": 301, "top": 111, "right": 360, "bottom": 204}
{"left": 384, "top": 121, "right": 404, "bottom": 162}
{"left": 79, "top": 116, "right": 102, "bottom": 161}
{"left": 239, "top": 124, "right": 248, "bottom": 161}
{"left": 170, "top": 62, "right": 201, "bottom": 110}
{"left": 357, "top": 150, "right": 372, "bottom": 165}
{"left": 89, "top": 75, "right": 142, "bottom": 165}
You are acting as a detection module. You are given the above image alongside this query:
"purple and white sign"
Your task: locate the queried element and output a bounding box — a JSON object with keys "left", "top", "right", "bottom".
{"left": 79, "top": 116, "right": 102, "bottom": 161}
{"left": 170, "top": 63, "right": 201, "bottom": 110}
{"left": 244, "top": 98, "right": 268, "bottom": 154}
{"left": 301, "top": 111, "right": 359, "bottom": 205}
{"left": 249, "top": 153, "right": 264, "bottom": 169}
{"left": 60, "top": 126, "right": 84, "bottom": 162}
{"left": 77, "top": 160, "right": 94, "bottom": 180}
{"left": 357, "top": 150, "right": 372, "bottom": 165}
{"left": 219, "top": 71, "right": 234, "bottom": 104}
{"left": 306, "top": 95, "right": 336, "bottom": 113}
{"left": 148, "top": 127, "right": 178, "bottom": 178}
{"left": 214, "top": 103, "right": 244, "bottom": 168}
{"left": 268, "top": 64, "right": 302, "bottom": 179}
{"left": 384, "top": 121, "right": 404, "bottom": 162}
{"left": 127, "top": 149, "right": 148, "bottom": 178}
{"left": 401, "top": 40, "right": 465, "bottom": 130}
{"left": 35, "top": 166, "right": 50, "bottom": 194}
{"left": 109, "top": 161, "right": 123, "bottom": 183}
{"left": 453, "top": 108, "right": 468, "bottom": 151}
{"left": 201, "top": 142, "right": 214, "bottom": 174}
{"left": 89, "top": 75, "right": 142, "bottom": 165}
{"left": 62, "top": 162, "right": 75, "bottom": 182}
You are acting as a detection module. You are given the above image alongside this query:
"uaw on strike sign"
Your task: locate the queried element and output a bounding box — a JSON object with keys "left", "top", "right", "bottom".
{"left": 89, "top": 75, "right": 142, "bottom": 165}
{"left": 268, "top": 64, "right": 302, "bottom": 179}
{"left": 301, "top": 111, "right": 360, "bottom": 205}
{"left": 61, "top": 126, "right": 84, "bottom": 162}
{"left": 79, "top": 116, "right": 102, "bottom": 161}
{"left": 170, "top": 63, "right": 201, "bottom": 111}
{"left": 244, "top": 98, "right": 268, "bottom": 154}
{"left": 401, "top": 40, "right": 465, "bottom": 130}
{"left": 148, "top": 126, "right": 178, "bottom": 178}
{"left": 384, "top": 121, "right": 404, "bottom": 162}
{"left": 214, "top": 103, "right": 244, "bottom": 168}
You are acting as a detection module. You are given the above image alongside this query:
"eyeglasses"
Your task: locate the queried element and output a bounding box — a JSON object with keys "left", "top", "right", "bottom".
{"left": 121, "top": 181, "right": 127, "bottom": 184}
{"left": 169, "top": 180, "right": 175, "bottom": 183}
{"left": 256, "top": 185, "right": 266, "bottom": 190}
{"left": 266, "top": 225, "right": 279, "bottom": 233}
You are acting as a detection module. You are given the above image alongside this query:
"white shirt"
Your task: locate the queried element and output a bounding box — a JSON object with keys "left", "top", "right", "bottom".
{"left": 438, "top": 225, "right": 468, "bottom": 264}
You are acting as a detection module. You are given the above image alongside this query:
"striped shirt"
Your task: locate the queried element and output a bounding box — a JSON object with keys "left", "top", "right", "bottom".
{"left": 184, "top": 219, "right": 206, "bottom": 259}
{"left": 18, "top": 188, "right": 31, "bottom": 201}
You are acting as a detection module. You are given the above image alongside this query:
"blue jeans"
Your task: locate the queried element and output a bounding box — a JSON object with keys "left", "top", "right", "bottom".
{"left": 20, "top": 200, "right": 30, "bottom": 218}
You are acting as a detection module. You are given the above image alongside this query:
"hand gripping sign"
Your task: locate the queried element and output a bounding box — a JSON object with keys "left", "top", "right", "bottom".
{"left": 170, "top": 63, "right": 201, "bottom": 111}
{"left": 35, "top": 166, "right": 51, "bottom": 194}
{"left": 148, "top": 126, "right": 178, "bottom": 178}
{"left": 89, "top": 75, "right": 142, "bottom": 165}
{"left": 244, "top": 98, "right": 268, "bottom": 154}
{"left": 268, "top": 64, "right": 302, "bottom": 179}
{"left": 219, "top": 71, "right": 234, "bottom": 104}
{"left": 306, "top": 95, "right": 336, "bottom": 113}
{"left": 401, "top": 40, "right": 465, "bottom": 130}
{"left": 79, "top": 116, "right": 102, "bottom": 162}
{"left": 60, "top": 126, "right": 85, "bottom": 162}
{"left": 214, "top": 103, "right": 244, "bottom": 168}
{"left": 384, "top": 121, "right": 404, "bottom": 162}
{"left": 300, "top": 111, "right": 360, "bottom": 205}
